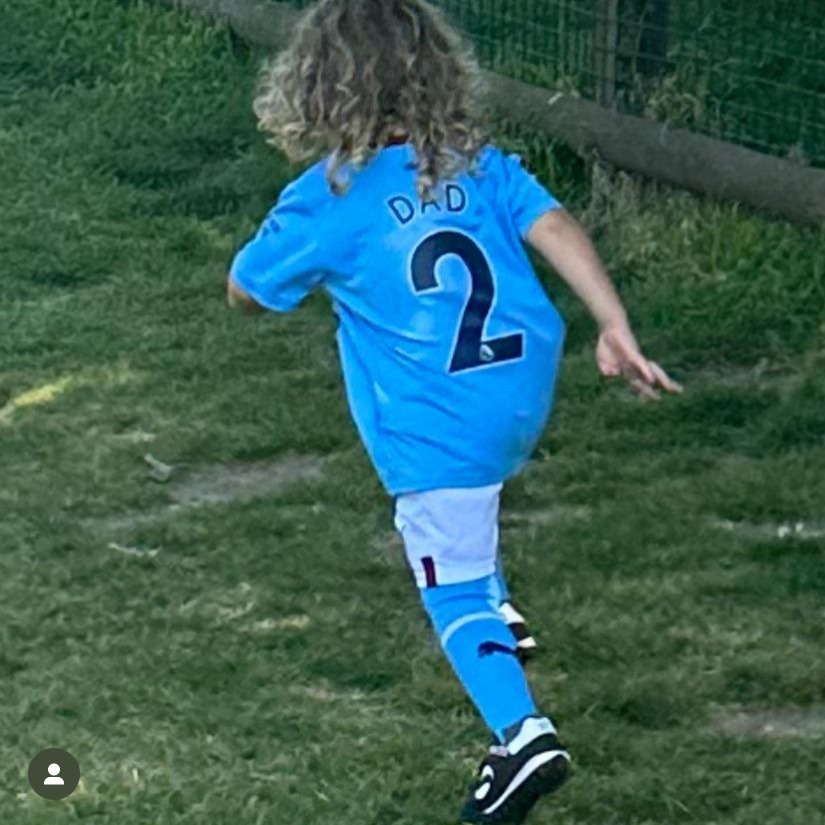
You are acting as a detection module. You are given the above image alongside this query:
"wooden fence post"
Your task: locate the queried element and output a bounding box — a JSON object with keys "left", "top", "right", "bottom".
{"left": 594, "top": 0, "right": 619, "bottom": 107}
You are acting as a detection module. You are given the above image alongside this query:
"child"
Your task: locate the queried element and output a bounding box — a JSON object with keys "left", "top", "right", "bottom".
{"left": 227, "top": 0, "right": 681, "bottom": 821}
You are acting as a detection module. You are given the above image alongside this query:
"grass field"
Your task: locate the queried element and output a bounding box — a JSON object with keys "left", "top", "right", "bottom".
{"left": 2, "top": 1, "right": 825, "bottom": 823}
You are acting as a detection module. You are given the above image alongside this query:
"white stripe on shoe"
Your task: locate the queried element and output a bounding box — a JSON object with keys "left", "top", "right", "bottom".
{"left": 482, "top": 750, "right": 570, "bottom": 815}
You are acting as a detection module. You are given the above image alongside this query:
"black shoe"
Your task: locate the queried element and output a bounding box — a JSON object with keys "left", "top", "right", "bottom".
{"left": 460, "top": 717, "right": 570, "bottom": 824}
{"left": 498, "top": 601, "right": 537, "bottom": 662}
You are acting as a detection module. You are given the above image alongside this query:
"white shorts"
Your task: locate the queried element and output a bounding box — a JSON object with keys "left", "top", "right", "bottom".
{"left": 394, "top": 483, "right": 502, "bottom": 588}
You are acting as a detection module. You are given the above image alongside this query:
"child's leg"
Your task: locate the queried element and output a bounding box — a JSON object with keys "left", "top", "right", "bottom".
{"left": 395, "top": 484, "right": 550, "bottom": 742}
{"left": 493, "top": 554, "right": 511, "bottom": 604}
{"left": 420, "top": 575, "right": 538, "bottom": 740}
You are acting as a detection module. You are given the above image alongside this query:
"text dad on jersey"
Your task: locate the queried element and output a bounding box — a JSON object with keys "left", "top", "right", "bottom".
{"left": 387, "top": 184, "right": 467, "bottom": 226}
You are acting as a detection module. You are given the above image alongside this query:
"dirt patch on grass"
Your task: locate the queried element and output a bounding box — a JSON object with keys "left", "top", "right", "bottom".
{"left": 90, "top": 455, "right": 326, "bottom": 535}
{"left": 291, "top": 682, "right": 370, "bottom": 704}
{"left": 179, "top": 584, "right": 315, "bottom": 634}
{"left": 170, "top": 455, "right": 325, "bottom": 506}
{"left": 713, "top": 518, "right": 825, "bottom": 540}
{"left": 246, "top": 615, "right": 311, "bottom": 633}
{"left": 501, "top": 505, "right": 591, "bottom": 527}
{"left": 179, "top": 582, "right": 257, "bottom": 624}
{"left": 707, "top": 707, "right": 825, "bottom": 739}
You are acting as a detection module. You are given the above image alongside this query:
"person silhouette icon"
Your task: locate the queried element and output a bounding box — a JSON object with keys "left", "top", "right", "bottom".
{"left": 43, "top": 763, "right": 64, "bottom": 786}
{"left": 29, "top": 748, "right": 79, "bottom": 800}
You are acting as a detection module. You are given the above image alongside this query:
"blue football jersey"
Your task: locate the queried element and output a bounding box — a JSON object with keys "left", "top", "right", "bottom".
{"left": 231, "top": 144, "right": 565, "bottom": 495}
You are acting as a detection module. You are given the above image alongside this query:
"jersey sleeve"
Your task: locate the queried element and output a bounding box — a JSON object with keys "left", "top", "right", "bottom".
{"left": 229, "top": 174, "right": 333, "bottom": 312}
{"left": 485, "top": 148, "right": 562, "bottom": 239}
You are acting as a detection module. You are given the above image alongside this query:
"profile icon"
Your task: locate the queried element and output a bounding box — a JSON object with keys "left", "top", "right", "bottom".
{"left": 28, "top": 749, "right": 80, "bottom": 800}
{"left": 44, "top": 763, "right": 65, "bottom": 786}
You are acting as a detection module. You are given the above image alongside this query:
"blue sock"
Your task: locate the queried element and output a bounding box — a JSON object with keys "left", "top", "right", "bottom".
{"left": 494, "top": 555, "right": 510, "bottom": 605}
{"left": 421, "top": 575, "right": 538, "bottom": 742}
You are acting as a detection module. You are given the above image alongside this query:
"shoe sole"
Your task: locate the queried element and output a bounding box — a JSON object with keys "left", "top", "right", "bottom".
{"left": 460, "top": 752, "right": 570, "bottom": 824}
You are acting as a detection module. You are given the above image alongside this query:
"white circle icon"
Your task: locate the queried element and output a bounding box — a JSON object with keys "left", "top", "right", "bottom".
{"left": 44, "top": 763, "right": 64, "bottom": 786}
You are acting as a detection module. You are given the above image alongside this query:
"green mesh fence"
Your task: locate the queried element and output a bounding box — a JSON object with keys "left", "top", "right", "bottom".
{"left": 279, "top": 0, "right": 825, "bottom": 167}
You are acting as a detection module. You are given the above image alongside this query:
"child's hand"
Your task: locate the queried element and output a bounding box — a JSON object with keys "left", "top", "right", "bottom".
{"left": 596, "top": 323, "right": 682, "bottom": 399}
{"left": 227, "top": 276, "right": 266, "bottom": 315}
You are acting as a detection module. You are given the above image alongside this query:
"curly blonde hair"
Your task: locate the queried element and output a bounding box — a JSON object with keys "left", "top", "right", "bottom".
{"left": 254, "top": 0, "right": 488, "bottom": 198}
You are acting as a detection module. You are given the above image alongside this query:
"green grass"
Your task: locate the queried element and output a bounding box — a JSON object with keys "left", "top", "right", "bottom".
{"left": 2, "top": 1, "right": 825, "bottom": 823}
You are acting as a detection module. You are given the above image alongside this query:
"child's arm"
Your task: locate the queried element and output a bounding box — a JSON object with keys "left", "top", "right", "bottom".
{"left": 226, "top": 174, "right": 332, "bottom": 316}
{"left": 527, "top": 208, "right": 681, "bottom": 398}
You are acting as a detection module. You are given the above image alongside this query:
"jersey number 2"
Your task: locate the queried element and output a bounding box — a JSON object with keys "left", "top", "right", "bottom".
{"left": 410, "top": 231, "right": 524, "bottom": 373}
